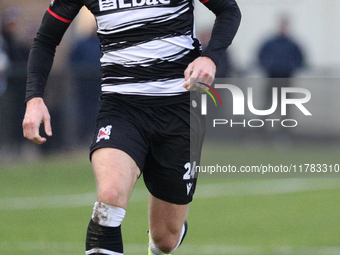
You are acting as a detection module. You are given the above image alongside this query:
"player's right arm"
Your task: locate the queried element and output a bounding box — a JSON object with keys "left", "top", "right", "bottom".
{"left": 23, "top": 0, "right": 83, "bottom": 144}
{"left": 23, "top": 97, "right": 52, "bottom": 144}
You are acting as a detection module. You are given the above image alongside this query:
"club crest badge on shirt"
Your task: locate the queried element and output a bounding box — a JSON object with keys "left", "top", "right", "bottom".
{"left": 96, "top": 125, "right": 112, "bottom": 143}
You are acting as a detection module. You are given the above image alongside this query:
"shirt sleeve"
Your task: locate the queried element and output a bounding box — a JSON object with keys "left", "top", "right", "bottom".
{"left": 25, "top": 0, "right": 83, "bottom": 102}
{"left": 199, "top": 0, "right": 241, "bottom": 66}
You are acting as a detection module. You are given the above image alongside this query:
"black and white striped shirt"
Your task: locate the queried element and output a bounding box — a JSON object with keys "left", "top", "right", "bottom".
{"left": 25, "top": 0, "right": 241, "bottom": 101}
{"left": 52, "top": 0, "right": 200, "bottom": 95}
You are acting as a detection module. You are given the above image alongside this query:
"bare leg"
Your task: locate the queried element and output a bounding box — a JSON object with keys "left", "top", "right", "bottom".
{"left": 86, "top": 148, "right": 140, "bottom": 255}
{"left": 149, "top": 195, "right": 189, "bottom": 254}
{"left": 92, "top": 148, "right": 140, "bottom": 208}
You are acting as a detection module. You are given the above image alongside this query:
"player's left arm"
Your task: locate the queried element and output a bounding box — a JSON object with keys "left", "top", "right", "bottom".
{"left": 184, "top": 0, "right": 241, "bottom": 90}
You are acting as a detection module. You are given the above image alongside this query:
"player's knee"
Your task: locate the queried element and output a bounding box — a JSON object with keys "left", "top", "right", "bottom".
{"left": 97, "top": 187, "right": 126, "bottom": 207}
{"left": 152, "top": 232, "right": 179, "bottom": 254}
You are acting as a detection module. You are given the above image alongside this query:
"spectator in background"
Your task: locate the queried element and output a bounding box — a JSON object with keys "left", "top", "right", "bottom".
{"left": 0, "top": 20, "right": 9, "bottom": 150}
{"left": 69, "top": 27, "right": 101, "bottom": 146}
{"left": 258, "top": 15, "right": 305, "bottom": 118}
{"left": 0, "top": 6, "right": 30, "bottom": 150}
{"left": 0, "top": 20, "right": 9, "bottom": 97}
{"left": 259, "top": 16, "right": 304, "bottom": 78}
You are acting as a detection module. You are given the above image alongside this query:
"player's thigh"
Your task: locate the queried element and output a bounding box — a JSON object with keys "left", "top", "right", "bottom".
{"left": 91, "top": 148, "right": 140, "bottom": 209}
{"left": 149, "top": 194, "right": 189, "bottom": 237}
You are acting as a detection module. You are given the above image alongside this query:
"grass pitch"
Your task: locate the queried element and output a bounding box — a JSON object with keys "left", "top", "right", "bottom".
{"left": 1, "top": 142, "right": 340, "bottom": 255}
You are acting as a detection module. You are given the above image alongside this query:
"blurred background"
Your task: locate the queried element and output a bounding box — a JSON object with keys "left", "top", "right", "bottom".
{"left": 1, "top": 0, "right": 340, "bottom": 254}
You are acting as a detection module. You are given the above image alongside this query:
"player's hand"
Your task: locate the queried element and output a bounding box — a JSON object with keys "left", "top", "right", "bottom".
{"left": 22, "top": 97, "right": 52, "bottom": 144}
{"left": 183, "top": 56, "right": 216, "bottom": 90}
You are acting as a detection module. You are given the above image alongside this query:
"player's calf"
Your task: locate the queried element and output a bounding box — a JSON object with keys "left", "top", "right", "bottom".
{"left": 149, "top": 220, "right": 188, "bottom": 254}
